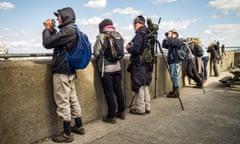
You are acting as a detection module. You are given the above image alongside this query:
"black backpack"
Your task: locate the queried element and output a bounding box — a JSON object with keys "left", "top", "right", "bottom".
{"left": 103, "top": 31, "right": 124, "bottom": 62}
{"left": 194, "top": 44, "right": 203, "bottom": 57}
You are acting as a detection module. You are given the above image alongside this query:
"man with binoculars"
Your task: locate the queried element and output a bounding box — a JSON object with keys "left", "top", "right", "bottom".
{"left": 42, "top": 7, "right": 85, "bottom": 143}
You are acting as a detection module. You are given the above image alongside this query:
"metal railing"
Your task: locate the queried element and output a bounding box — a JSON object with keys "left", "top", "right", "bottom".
{"left": 0, "top": 46, "right": 239, "bottom": 60}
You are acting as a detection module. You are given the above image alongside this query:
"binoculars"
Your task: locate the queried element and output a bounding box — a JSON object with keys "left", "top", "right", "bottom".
{"left": 43, "top": 19, "right": 56, "bottom": 27}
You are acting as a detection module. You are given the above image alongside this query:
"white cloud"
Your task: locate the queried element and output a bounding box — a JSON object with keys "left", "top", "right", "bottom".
{"left": 84, "top": 0, "right": 107, "bottom": 8}
{"left": 122, "top": 24, "right": 133, "bottom": 31}
{"left": 202, "top": 24, "right": 240, "bottom": 46}
{"left": 0, "top": 2, "right": 15, "bottom": 10}
{"left": 152, "top": 0, "right": 176, "bottom": 5}
{"left": 4, "top": 37, "right": 49, "bottom": 53}
{"left": 204, "top": 24, "right": 240, "bottom": 34}
{"left": 0, "top": 27, "right": 11, "bottom": 31}
{"left": 159, "top": 19, "right": 197, "bottom": 31}
{"left": 113, "top": 7, "right": 141, "bottom": 16}
{"left": 209, "top": 0, "right": 240, "bottom": 15}
{"left": 77, "top": 17, "right": 102, "bottom": 26}
{"left": 211, "top": 14, "right": 219, "bottom": 19}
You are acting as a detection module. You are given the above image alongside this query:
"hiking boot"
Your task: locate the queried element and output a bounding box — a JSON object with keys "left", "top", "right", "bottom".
{"left": 145, "top": 110, "right": 151, "bottom": 114}
{"left": 175, "top": 88, "right": 180, "bottom": 98}
{"left": 130, "top": 108, "right": 145, "bottom": 115}
{"left": 71, "top": 126, "right": 86, "bottom": 135}
{"left": 115, "top": 112, "right": 126, "bottom": 120}
{"left": 52, "top": 132, "right": 73, "bottom": 143}
{"left": 167, "top": 91, "right": 177, "bottom": 98}
{"left": 102, "top": 116, "right": 117, "bottom": 124}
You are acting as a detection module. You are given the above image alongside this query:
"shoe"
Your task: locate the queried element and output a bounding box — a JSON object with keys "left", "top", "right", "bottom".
{"left": 71, "top": 126, "right": 86, "bottom": 135}
{"left": 145, "top": 110, "right": 151, "bottom": 114}
{"left": 167, "top": 91, "right": 177, "bottom": 98}
{"left": 115, "top": 112, "right": 126, "bottom": 120}
{"left": 194, "top": 82, "right": 203, "bottom": 88}
{"left": 52, "top": 132, "right": 73, "bottom": 143}
{"left": 102, "top": 116, "right": 117, "bottom": 124}
{"left": 130, "top": 108, "right": 145, "bottom": 115}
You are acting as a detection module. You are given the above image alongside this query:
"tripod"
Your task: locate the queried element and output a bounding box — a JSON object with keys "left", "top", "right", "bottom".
{"left": 155, "top": 38, "right": 185, "bottom": 110}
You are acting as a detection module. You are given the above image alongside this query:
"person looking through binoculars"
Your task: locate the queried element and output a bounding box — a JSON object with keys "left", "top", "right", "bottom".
{"left": 162, "top": 29, "right": 182, "bottom": 98}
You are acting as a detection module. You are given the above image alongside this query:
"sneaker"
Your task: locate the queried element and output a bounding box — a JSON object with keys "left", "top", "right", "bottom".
{"left": 71, "top": 126, "right": 86, "bottom": 135}
{"left": 102, "top": 116, "right": 117, "bottom": 124}
{"left": 130, "top": 108, "right": 145, "bottom": 115}
{"left": 52, "top": 132, "right": 73, "bottom": 143}
{"left": 115, "top": 112, "right": 126, "bottom": 120}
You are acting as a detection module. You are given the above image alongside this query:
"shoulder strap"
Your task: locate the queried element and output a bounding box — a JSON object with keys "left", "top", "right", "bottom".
{"left": 139, "top": 30, "right": 148, "bottom": 55}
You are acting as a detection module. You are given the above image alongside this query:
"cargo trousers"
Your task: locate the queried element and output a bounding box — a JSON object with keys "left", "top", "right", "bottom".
{"left": 133, "top": 85, "right": 151, "bottom": 113}
{"left": 53, "top": 74, "right": 82, "bottom": 121}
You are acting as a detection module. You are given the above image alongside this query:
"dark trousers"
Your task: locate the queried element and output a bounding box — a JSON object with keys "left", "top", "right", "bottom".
{"left": 202, "top": 56, "right": 209, "bottom": 80}
{"left": 101, "top": 71, "right": 125, "bottom": 118}
{"left": 187, "top": 62, "right": 201, "bottom": 84}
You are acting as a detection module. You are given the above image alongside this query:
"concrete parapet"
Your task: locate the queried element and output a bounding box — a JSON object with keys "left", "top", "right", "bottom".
{"left": 0, "top": 52, "right": 236, "bottom": 144}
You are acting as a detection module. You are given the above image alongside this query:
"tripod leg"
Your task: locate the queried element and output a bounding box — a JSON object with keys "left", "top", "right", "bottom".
{"left": 178, "top": 95, "right": 184, "bottom": 110}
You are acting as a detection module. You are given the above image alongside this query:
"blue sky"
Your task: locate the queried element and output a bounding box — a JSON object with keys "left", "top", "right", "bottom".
{"left": 0, "top": 0, "right": 239, "bottom": 53}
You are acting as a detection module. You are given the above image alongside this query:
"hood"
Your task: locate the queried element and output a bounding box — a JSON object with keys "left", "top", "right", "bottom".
{"left": 55, "top": 7, "right": 75, "bottom": 28}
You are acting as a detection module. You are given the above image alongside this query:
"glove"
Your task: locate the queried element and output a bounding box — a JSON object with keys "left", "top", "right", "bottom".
{"left": 43, "top": 19, "right": 55, "bottom": 30}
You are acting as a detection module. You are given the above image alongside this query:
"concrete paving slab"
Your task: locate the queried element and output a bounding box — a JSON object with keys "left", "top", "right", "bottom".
{"left": 39, "top": 72, "right": 240, "bottom": 144}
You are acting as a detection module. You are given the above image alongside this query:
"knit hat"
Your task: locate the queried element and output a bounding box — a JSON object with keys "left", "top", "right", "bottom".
{"left": 99, "top": 18, "right": 113, "bottom": 33}
{"left": 133, "top": 15, "right": 145, "bottom": 25}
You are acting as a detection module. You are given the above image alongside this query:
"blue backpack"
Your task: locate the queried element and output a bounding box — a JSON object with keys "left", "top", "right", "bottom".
{"left": 65, "top": 25, "right": 92, "bottom": 69}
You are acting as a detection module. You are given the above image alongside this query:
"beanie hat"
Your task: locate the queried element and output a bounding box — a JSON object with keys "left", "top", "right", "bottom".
{"left": 133, "top": 15, "right": 145, "bottom": 25}
{"left": 99, "top": 18, "right": 113, "bottom": 33}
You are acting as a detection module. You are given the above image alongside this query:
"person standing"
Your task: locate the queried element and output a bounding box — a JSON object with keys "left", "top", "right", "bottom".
{"left": 162, "top": 29, "right": 182, "bottom": 98}
{"left": 207, "top": 42, "right": 220, "bottom": 77}
{"left": 93, "top": 19, "right": 125, "bottom": 124}
{"left": 42, "top": 7, "right": 85, "bottom": 143}
{"left": 126, "top": 15, "right": 152, "bottom": 115}
{"left": 201, "top": 44, "right": 209, "bottom": 83}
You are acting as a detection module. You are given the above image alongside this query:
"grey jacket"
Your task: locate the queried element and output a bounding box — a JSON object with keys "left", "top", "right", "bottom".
{"left": 93, "top": 28, "right": 121, "bottom": 73}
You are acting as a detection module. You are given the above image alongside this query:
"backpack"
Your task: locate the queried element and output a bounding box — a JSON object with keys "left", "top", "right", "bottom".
{"left": 178, "top": 42, "right": 189, "bottom": 60}
{"left": 65, "top": 25, "right": 92, "bottom": 69}
{"left": 139, "top": 30, "right": 154, "bottom": 64}
{"left": 103, "top": 31, "right": 124, "bottom": 62}
{"left": 194, "top": 44, "right": 203, "bottom": 57}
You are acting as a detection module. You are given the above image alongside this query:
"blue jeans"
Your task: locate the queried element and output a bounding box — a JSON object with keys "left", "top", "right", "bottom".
{"left": 169, "top": 63, "right": 179, "bottom": 90}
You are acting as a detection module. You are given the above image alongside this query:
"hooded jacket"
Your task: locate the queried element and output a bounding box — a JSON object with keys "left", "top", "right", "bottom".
{"left": 42, "top": 7, "right": 77, "bottom": 74}
{"left": 127, "top": 26, "right": 152, "bottom": 92}
{"left": 162, "top": 37, "right": 182, "bottom": 64}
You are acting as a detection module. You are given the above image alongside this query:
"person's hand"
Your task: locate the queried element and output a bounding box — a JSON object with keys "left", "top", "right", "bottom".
{"left": 167, "top": 32, "right": 172, "bottom": 38}
{"left": 125, "top": 42, "right": 133, "bottom": 49}
{"left": 43, "top": 19, "right": 55, "bottom": 30}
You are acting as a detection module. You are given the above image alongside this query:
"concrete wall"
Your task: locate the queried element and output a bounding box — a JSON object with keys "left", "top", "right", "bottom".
{"left": 234, "top": 52, "right": 240, "bottom": 66}
{"left": 0, "top": 52, "right": 236, "bottom": 144}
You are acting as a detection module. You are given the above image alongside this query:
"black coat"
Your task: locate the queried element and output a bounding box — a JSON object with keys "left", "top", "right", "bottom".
{"left": 162, "top": 37, "right": 182, "bottom": 64}
{"left": 127, "top": 26, "right": 152, "bottom": 92}
{"left": 42, "top": 7, "right": 77, "bottom": 74}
